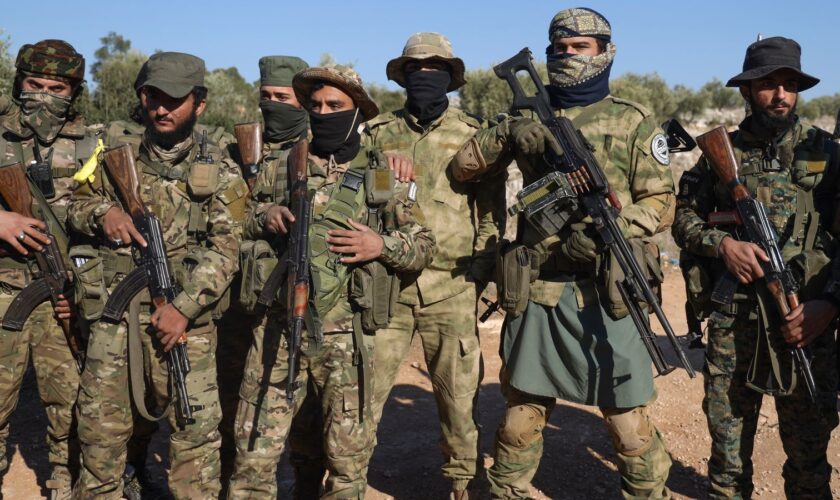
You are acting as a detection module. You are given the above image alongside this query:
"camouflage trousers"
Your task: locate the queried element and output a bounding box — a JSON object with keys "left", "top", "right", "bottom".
{"left": 228, "top": 308, "right": 374, "bottom": 499}
{"left": 362, "top": 286, "right": 482, "bottom": 492}
{"left": 704, "top": 310, "right": 838, "bottom": 500}
{"left": 74, "top": 306, "right": 222, "bottom": 500}
{"left": 0, "top": 289, "right": 79, "bottom": 490}
{"left": 216, "top": 307, "right": 326, "bottom": 498}
{"left": 487, "top": 370, "right": 672, "bottom": 499}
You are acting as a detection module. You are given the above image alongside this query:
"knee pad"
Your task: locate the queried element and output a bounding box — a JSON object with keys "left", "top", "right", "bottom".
{"left": 498, "top": 404, "right": 546, "bottom": 449}
{"left": 602, "top": 406, "right": 654, "bottom": 457}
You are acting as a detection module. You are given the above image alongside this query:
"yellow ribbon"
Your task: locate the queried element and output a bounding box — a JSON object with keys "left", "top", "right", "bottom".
{"left": 73, "top": 138, "right": 105, "bottom": 184}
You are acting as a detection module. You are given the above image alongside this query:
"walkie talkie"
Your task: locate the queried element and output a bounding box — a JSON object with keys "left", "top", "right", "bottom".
{"left": 194, "top": 130, "right": 214, "bottom": 164}
{"left": 28, "top": 144, "right": 55, "bottom": 198}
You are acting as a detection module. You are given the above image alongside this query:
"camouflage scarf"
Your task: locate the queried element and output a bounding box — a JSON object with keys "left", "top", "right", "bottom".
{"left": 18, "top": 91, "right": 72, "bottom": 143}
{"left": 546, "top": 42, "right": 615, "bottom": 88}
{"left": 143, "top": 131, "right": 195, "bottom": 167}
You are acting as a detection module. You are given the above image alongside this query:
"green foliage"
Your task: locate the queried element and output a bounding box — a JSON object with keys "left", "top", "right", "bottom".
{"left": 699, "top": 78, "right": 740, "bottom": 110}
{"left": 200, "top": 67, "right": 259, "bottom": 130}
{"left": 366, "top": 83, "right": 404, "bottom": 113}
{"left": 83, "top": 49, "right": 147, "bottom": 124}
{"left": 91, "top": 32, "right": 131, "bottom": 77}
{"left": 0, "top": 29, "right": 14, "bottom": 96}
{"left": 799, "top": 93, "right": 840, "bottom": 120}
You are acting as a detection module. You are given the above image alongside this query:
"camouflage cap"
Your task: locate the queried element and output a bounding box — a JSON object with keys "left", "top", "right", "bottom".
{"left": 134, "top": 52, "right": 206, "bottom": 99}
{"left": 259, "top": 55, "right": 308, "bottom": 87}
{"left": 549, "top": 8, "right": 612, "bottom": 41}
{"left": 15, "top": 39, "right": 85, "bottom": 81}
{"left": 293, "top": 64, "right": 379, "bottom": 121}
{"left": 386, "top": 32, "right": 465, "bottom": 91}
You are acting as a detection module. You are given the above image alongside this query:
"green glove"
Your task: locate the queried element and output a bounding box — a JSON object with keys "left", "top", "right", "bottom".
{"left": 508, "top": 117, "right": 560, "bottom": 156}
{"left": 559, "top": 223, "right": 599, "bottom": 263}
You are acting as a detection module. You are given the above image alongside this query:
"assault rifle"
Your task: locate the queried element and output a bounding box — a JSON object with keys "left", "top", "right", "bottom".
{"left": 0, "top": 162, "right": 84, "bottom": 372}
{"left": 254, "top": 139, "right": 310, "bottom": 403}
{"left": 99, "top": 144, "right": 200, "bottom": 426}
{"left": 697, "top": 126, "right": 818, "bottom": 403}
{"left": 234, "top": 122, "right": 263, "bottom": 191}
{"left": 494, "top": 48, "right": 695, "bottom": 378}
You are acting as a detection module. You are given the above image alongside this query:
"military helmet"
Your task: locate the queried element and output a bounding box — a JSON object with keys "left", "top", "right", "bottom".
{"left": 15, "top": 39, "right": 85, "bottom": 81}
{"left": 386, "top": 32, "right": 465, "bottom": 91}
{"left": 293, "top": 64, "right": 379, "bottom": 121}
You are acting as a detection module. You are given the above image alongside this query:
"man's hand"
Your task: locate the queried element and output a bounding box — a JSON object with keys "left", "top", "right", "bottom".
{"left": 52, "top": 294, "right": 73, "bottom": 320}
{"left": 151, "top": 303, "right": 189, "bottom": 352}
{"left": 264, "top": 204, "right": 295, "bottom": 235}
{"left": 386, "top": 153, "right": 415, "bottom": 182}
{"left": 0, "top": 211, "right": 50, "bottom": 255}
{"left": 782, "top": 299, "right": 839, "bottom": 347}
{"left": 509, "top": 117, "right": 561, "bottom": 156}
{"left": 559, "top": 223, "right": 599, "bottom": 263}
{"left": 326, "top": 218, "right": 384, "bottom": 264}
{"left": 718, "top": 236, "right": 768, "bottom": 284}
{"left": 101, "top": 207, "right": 147, "bottom": 248}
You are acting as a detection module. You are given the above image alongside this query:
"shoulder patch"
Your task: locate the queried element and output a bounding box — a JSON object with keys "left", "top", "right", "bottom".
{"left": 651, "top": 133, "right": 670, "bottom": 165}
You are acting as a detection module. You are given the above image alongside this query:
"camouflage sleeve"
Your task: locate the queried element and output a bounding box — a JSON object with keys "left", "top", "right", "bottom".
{"left": 619, "top": 115, "right": 676, "bottom": 238}
{"left": 67, "top": 174, "right": 120, "bottom": 237}
{"left": 243, "top": 157, "right": 281, "bottom": 240}
{"left": 171, "top": 161, "right": 247, "bottom": 319}
{"left": 470, "top": 171, "right": 506, "bottom": 285}
{"left": 672, "top": 157, "right": 729, "bottom": 257}
{"left": 450, "top": 118, "right": 514, "bottom": 183}
{"left": 378, "top": 195, "right": 436, "bottom": 273}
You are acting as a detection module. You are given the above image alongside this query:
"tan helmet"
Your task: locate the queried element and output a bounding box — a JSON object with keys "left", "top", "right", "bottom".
{"left": 386, "top": 32, "right": 465, "bottom": 91}
{"left": 293, "top": 64, "right": 379, "bottom": 121}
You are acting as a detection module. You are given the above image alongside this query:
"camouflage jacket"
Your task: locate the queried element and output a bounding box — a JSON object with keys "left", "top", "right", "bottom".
{"left": 68, "top": 130, "right": 248, "bottom": 320}
{"left": 365, "top": 106, "right": 501, "bottom": 305}
{"left": 0, "top": 97, "right": 99, "bottom": 288}
{"left": 456, "top": 95, "right": 675, "bottom": 306}
{"left": 242, "top": 138, "right": 301, "bottom": 239}
{"left": 245, "top": 146, "right": 436, "bottom": 334}
{"left": 673, "top": 115, "right": 840, "bottom": 304}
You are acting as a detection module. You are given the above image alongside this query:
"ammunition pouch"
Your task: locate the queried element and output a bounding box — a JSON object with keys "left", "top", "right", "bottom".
{"left": 187, "top": 162, "right": 220, "bottom": 198}
{"left": 495, "top": 240, "right": 539, "bottom": 317}
{"left": 237, "top": 239, "right": 279, "bottom": 314}
{"left": 69, "top": 245, "right": 107, "bottom": 321}
{"left": 510, "top": 172, "right": 578, "bottom": 240}
{"left": 598, "top": 239, "right": 663, "bottom": 320}
{"left": 349, "top": 260, "right": 399, "bottom": 334}
{"left": 680, "top": 253, "right": 714, "bottom": 321}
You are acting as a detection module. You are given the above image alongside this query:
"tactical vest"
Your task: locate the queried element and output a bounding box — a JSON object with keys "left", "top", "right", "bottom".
{"left": 0, "top": 122, "right": 98, "bottom": 274}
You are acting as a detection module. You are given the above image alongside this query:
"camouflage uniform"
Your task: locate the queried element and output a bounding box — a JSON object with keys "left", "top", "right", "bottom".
{"left": 228, "top": 65, "right": 436, "bottom": 499}
{"left": 0, "top": 40, "right": 92, "bottom": 498}
{"left": 361, "top": 32, "right": 501, "bottom": 495}
{"left": 452, "top": 10, "right": 676, "bottom": 499}
{"left": 673, "top": 114, "right": 840, "bottom": 499}
{"left": 68, "top": 52, "right": 248, "bottom": 500}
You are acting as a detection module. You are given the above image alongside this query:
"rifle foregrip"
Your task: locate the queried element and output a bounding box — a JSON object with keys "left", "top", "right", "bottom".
{"left": 102, "top": 267, "right": 149, "bottom": 322}
{"left": 1, "top": 279, "right": 51, "bottom": 330}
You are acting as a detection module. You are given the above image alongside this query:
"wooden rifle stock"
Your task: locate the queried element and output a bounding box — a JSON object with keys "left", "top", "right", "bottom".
{"left": 696, "top": 127, "right": 750, "bottom": 203}
{"left": 234, "top": 122, "right": 263, "bottom": 190}
{"left": 102, "top": 145, "right": 145, "bottom": 218}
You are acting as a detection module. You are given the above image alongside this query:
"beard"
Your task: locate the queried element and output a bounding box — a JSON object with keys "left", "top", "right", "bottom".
{"left": 748, "top": 95, "right": 797, "bottom": 136}
{"left": 141, "top": 104, "right": 198, "bottom": 149}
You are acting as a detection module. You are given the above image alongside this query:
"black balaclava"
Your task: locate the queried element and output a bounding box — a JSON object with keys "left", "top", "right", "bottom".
{"left": 405, "top": 69, "right": 450, "bottom": 123}
{"left": 260, "top": 100, "right": 308, "bottom": 143}
{"left": 309, "top": 107, "right": 363, "bottom": 163}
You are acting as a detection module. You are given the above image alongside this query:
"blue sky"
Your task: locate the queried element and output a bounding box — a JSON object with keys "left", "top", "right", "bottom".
{"left": 3, "top": 0, "right": 839, "bottom": 97}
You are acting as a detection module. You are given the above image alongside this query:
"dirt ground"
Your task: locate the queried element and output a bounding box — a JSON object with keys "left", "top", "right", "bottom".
{"left": 3, "top": 269, "right": 840, "bottom": 499}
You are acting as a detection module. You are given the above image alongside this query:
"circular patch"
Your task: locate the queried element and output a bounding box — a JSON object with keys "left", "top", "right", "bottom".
{"left": 651, "top": 134, "right": 670, "bottom": 165}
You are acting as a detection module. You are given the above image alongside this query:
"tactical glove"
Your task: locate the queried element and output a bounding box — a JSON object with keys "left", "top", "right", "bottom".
{"left": 508, "top": 117, "right": 560, "bottom": 156}
{"left": 559, "top": 223, "right": 600, "bottom": 263}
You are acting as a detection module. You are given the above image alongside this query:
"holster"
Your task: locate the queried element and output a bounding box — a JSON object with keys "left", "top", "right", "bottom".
{"left": 495, "top": 240, "right": 539, "bottom": 317}
{"left": 349, "top": 260, "right": 399, "bottom": 334}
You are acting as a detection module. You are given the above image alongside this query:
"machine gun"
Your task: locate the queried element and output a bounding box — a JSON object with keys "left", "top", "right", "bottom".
{"left": 493, "top": 47, "right": 695, "bottom": 378}
{"left": 697, "top": 126, "right": 818, "bottom": 403}
{"left": 99, "top": 144, "right": 200, "bottom": 426}
{"left": 0, "top": 162, "right": 84, "bottom": 372}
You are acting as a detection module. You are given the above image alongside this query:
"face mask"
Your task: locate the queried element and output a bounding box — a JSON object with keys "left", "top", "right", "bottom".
{"left": 405, "top": 69, "right": 451, "bottom": 122}
{"left": 546, "top": 42, "right": 615, "bottom": 88}
{"left": 18, "top": 91, "right": 72, "bottom": 143}
{"left": 260, "top": 100, "right": 308, "bottom": 143}
{"left": 309, "top": 108, "right": 362, "bottom": 164}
